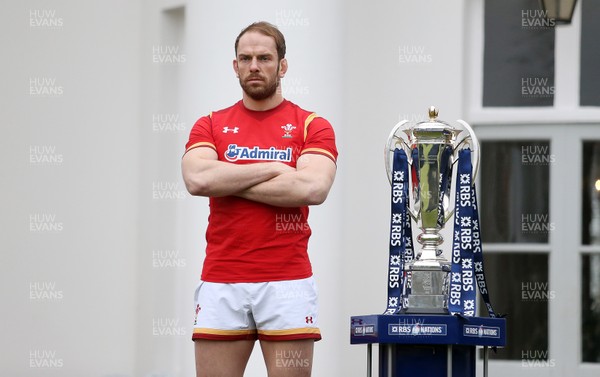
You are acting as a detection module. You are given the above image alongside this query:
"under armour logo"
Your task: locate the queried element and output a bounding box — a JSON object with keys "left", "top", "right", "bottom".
{"left": 305, "top": 316, "right": 313, "bottom": 324}
{"left": 223, "top": 127, "right": 239, "bottom": 133}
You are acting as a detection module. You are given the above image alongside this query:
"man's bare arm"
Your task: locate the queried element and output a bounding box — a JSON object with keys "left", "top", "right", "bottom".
{"left": 235, "top": 154, "right": 336, "bottom": 207}
{"left": 181, "top": 147, "right": 294, "bottom": 197}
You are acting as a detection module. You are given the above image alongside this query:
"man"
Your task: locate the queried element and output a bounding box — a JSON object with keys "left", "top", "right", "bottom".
{"left": 181, "top": 21, "right": 338, "bottom": 377}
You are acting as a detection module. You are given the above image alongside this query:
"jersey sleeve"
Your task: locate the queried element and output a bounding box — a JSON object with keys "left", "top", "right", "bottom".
{"left": 301, "top": 116, "right": 338, "bottom": 163}
{"left": 184, "top": 114, "right": 217, "bottom": 154}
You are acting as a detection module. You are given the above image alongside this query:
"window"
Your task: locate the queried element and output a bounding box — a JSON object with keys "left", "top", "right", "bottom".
{"left": 483, "top": 0, "right": 555, "bottom": 107}
{"left": 580, "top": 0, "right": 600, "bottom": 106}
{"left": 480, "top": 140, "right": 551, "bottom": 361}
{"left": 484, "top": 253, "right": 549, "bottom": 360}
{"left": 582, "top": 141, "right": 600, "bottom": 362}
{"left": 480, "top": 141, "right": 551, "bottom": 243}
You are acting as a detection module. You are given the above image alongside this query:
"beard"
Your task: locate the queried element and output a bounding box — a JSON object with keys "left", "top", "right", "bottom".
{"left": 239, "top": 68, "right": 281, "bottom": 101}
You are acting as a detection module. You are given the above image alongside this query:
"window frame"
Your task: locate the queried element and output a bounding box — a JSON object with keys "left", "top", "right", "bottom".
{"left": 473, "top": 124, "right": 600, "bottom": 376}
{"left": 466, "top": 0, "right": 600, "bottom": 374}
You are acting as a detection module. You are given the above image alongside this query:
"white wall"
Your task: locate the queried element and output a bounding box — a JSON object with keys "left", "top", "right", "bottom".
{"left": 1, "top": 1, "right": 467, "bottom": 376}
{"left": 136, "top": 2, "right": 194, "bottom": 376}
{"left": 341, "top": 0, "right": 466, "bottom": 374}
{"left": 0, "top": 1, "right": 142, "bottom": 376}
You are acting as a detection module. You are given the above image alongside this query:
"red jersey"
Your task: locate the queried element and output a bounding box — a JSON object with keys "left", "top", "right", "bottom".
{"left": 185, "top": 100, "right": 338, "bottom": 283}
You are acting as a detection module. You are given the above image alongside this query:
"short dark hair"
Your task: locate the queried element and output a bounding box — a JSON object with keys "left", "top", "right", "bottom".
{"left": 234, "top": 21, "right": 286, "bottom": 60}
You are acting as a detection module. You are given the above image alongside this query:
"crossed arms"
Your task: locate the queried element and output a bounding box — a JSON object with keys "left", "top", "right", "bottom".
{"left": 181, "top": 147, "right": 337, "bottom": 207}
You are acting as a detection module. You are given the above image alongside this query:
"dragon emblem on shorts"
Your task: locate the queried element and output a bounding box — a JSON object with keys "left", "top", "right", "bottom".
{"left": 194, "top": 304, "right": 201, "bottom": 325}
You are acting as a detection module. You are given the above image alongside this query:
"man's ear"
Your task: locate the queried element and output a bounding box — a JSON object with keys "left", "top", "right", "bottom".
{"left": 233, "top": 59, "right": 239, "bottom": 77}
{"left": 279, "top": 58, "right": 288, "bottom": 78}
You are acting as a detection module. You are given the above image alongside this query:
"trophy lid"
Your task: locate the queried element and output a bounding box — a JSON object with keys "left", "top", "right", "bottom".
{"left": 412, "top": 106, "right": 456, "bottom": 143}
{"left": 428, "top": 105, "right": 438, "bottom": 120}
{"left": 385, "top": 105, "right": 480, "bottom": 187}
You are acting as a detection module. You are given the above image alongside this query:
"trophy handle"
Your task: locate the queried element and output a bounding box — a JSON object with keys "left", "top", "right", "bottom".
{"left": 384, "top": 120, "right": 419, "bottom": 221}
{"left": 443, "top": 119, "right": 480, "bottom": 223}
{"left": 455, "top": 119, "right": 480, "bottom": 182}
{"left": 384, "top": 120, "right": 411, "bottom": 183}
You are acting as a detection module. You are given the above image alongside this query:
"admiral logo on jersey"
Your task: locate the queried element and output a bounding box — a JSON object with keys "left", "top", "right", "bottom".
{"left": 224, "top": 144, "right": 292, "bottom": 163}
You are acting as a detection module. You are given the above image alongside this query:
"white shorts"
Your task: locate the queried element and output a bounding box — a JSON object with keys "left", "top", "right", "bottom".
{"left": 192, "top": 277, "right": 321, "bottom": 341}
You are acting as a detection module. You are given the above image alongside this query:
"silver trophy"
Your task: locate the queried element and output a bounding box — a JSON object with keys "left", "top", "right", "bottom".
{"left": 385, "top": 106, "right": 480, "bottom": 314}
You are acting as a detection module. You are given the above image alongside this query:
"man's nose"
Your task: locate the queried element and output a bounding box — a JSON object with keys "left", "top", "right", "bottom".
{"left": 249, "top": 57, "right": 259, "bottom": 71}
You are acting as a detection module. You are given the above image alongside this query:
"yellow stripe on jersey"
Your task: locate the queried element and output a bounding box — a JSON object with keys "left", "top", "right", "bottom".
{"left": 303, "top": 113, "right": 318, "bottom": 142}
{"left": 193, "top": 328, "right": 256, "bottom": 336}
{"left": 300, "top": 148, "right": 335, "bottom": 162}
{"left": 185, "top": 141, "right": 217, "bottom": 153}
{"left": 257, "top": 328, "right": 321, "bottom": 336}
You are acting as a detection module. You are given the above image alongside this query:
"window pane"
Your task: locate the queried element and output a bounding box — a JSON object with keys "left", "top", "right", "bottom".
{"left": 582, "top": 141, "right": 600, "bottom": 245}
{"left": 582, "top": 254, "right": 600, "bottom": 362}
{"left": 581, "top": 254, "right": 600, "bottom": 363}
{"left": 483, "top": 0, "right": 555, "bottom": 107}
{"left": 580, "top": 0, "right": 600, "bottom": 106}
{"left": 482, "top": 253, "right": 549, "bottom": 360}
{"left": 582, "top": 141, "right": 600, "bottom": 362}
{"left": 480, "top": 141, "right": 551, "bottom": 243}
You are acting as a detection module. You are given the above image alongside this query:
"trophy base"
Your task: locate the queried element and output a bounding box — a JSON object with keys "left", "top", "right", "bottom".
{"left": 403, "top": 265, "right": 450, "bottom": 314}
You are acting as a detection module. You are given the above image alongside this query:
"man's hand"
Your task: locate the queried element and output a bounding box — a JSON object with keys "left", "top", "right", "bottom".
{"left": 181, "top": 147, "right": 294, "bottom": 197}
{"left": 182, "top": 147, "right": 336, "bottom": 207}
{"left": 235, "top": 153, "right": 336, "bottom": 207}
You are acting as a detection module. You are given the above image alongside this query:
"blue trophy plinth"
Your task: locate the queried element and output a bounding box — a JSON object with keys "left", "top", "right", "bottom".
{"left": 350, "top": 314, "right": 506, "bottom": 376}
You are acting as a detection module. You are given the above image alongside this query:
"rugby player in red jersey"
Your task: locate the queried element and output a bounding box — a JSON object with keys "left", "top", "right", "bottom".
{"left": 182, "top": 21, "right": 337, "bottom": 377}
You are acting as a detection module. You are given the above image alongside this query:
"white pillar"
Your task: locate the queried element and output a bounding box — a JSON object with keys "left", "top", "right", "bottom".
{"left": 150, "top": 1, "right": 346, "bottom": 376}
{"left": 341, "top": 1, "right": 466, "bottom": 375}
